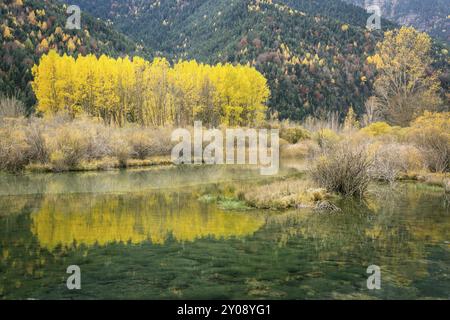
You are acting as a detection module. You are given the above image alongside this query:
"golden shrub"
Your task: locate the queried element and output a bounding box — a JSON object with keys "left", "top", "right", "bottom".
{"left": 0, "top": 126, "right": 29, "bottom": 172}
{"left": 360, "top": 122, "right": 393, "bottom": 137}
{"left": 313, "top": 129, "right": 341, "bottom": 149}
{"left": 407, "top": 112, "right": 450, "bottom": 172}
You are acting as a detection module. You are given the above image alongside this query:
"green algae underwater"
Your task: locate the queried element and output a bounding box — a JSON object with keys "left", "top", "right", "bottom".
{"left": 0, "top": 165, "right": 448, "bottom": 299}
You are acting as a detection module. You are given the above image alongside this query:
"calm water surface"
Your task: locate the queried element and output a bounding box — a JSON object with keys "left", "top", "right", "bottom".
{"left": 0, "top": 165, "right": 449, "bottom": 299}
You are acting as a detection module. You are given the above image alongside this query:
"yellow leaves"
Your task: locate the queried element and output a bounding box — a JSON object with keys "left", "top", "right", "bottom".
{"left": 344, "top": 107, "right": 359, "bottom": 131}
{"left": 368, "top": 27, "right": 442, "bottom": 125}
{"left": 360, "top": 122, "right": 393, "bottom": 137}
{"left": 370, "top": 27, "right": 433, "bottom": 73}
{"left": 341, "top": 24, "right": 349, "bottom": 32}
{"left": 32, "top": 50, "right": 74, "bottom": 115}
{"left": 67, "top": 38, "right": 76, "bottom": 52}
{"left": 40, "top": 21, "right": 48, "bottom": 31}
{"left": 366, "top": 54, "right": 383, "bottom": 68}
{"left": 36, "top": 9, "right": 46, "bottom": 17}
{"left": 32, "top": 50, "right": 270, "bottom": 127}
{"left": 407, "top": 112, "right": 450, "bottom": 172}
{"left": 410, "top": 111, "right": 450, "bottom": 131}
{"left": 28, "top": 11, "right": 36, "bottom": 25}
{"left": 2, "top": 25, "right": 13, "bottom": 39}
{"left": 38, "top": 38, "right": 49, "bottom": 52}
{"left": 31, "top": 194, "right": 265, "bottom": 249}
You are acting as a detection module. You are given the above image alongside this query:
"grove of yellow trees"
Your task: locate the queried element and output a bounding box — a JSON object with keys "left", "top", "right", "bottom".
{"left": 31, "top": 50, "right": 270, "bottom": 127}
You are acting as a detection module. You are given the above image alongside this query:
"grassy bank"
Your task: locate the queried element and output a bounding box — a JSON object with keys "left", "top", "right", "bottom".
{"left": 0, "top": 111, "right": 448, "bottom": 198}
{"left": 0, "top": 115, "right": 174, "bottom": 173}
{"left": 277, "top": 112, "right": 449, "bottom": 196}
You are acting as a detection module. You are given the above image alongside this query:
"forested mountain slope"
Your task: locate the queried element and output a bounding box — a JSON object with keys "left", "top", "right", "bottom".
{"left": 0, "top": 0, "right": 145, "bottom": 110}
{"left": 67, "top": 0, "right": 393, "bottom": 120}
{"left": 3, "top": 0, "right": 447, "bottom": 119}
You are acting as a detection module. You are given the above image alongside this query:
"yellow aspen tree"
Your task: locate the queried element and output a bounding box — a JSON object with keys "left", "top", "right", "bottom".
{"left": 146, "top": 58, "right": 172, "bottom": 126}
{"left": 32, "top": 50, "right": 61, "bottom": 115}
{"left": 73, "top": 54, "right": 99, "bottom": 117}
{"left": 171, "top": 60, "right": 203, "bottom": 126}
{"left": 55, "top": 54, "right": 76, "bottom": 116}
{"left": 130, "top": 56, "right": 150, "bottom": 125}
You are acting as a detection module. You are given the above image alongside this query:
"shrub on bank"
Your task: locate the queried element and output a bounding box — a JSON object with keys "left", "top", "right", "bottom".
{"left": 407, "top": 112, "right": 449, "bottom": 173}
{"left": 0, "top": 124, "right": 29, "bottom": 172}
{"left": 0, "top": 116, "right": 175, "bottom": 173}
{"left": 25, "top": 122, "right": 49, "bottom": 164}
{"left": 48, "top": 127, "right": 89, "bottom": 170}
{"left": 360, "top": 122, "right": 393, "bottom": 137}
{"left": 280, "top": 126, "right": 311, "bottom": 144}
{"left": 311, "top": 143, "right": 372, "bottom": 197}
{"left": 313, "top": 129, "right": 341, "bottom": 150}
{"left": 128, "top": 130, "right": 155, "bottom": 160}
{"left": 369, "top": 143, "right": 425, "bottom": 183}
{"left": 128, "top": 128, "right": 173, "bottom": 160}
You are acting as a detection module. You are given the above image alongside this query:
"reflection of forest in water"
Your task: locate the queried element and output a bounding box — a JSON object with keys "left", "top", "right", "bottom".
{"left": 31, "top": 193, "right": 266, "bottom": 248}
{"left": 0, "top": 176, "right": 449, "bottom": 299}
{"left": 266, "top": 183, "right": 449, "bottom": 290}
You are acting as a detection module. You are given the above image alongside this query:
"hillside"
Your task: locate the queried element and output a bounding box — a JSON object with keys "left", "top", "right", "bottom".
{"left": 0, "top": 0, "right": 145, "bottom": 110}
{"left": 4, "top": 0, "right": 448, "bottom": 119}
{"left": 344, "top": 0, "right": 449, "bottom": 43}
{"left": 67, "top": 0, "right": 394, "bottom": 120}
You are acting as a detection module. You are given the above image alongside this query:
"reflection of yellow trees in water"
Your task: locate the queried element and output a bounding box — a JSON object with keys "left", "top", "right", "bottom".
{"left": 31, "top": 193, "right": 265, "bottom": 250}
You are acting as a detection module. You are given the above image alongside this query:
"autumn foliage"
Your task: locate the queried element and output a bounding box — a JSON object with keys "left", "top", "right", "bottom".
{"left": 31, "top": 50, "right": 270, "bottom": 127}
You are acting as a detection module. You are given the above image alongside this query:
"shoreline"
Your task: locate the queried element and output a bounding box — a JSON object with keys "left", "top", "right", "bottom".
{"left": 1, "top": 159, "right": 448, "bottom": 192}
{"left": 22, "top": 156, "right": 174, "bottom": 174}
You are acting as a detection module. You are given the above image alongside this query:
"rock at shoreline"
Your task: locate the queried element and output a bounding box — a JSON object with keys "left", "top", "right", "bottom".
{"left": 314, "top": 200, "right": 341, "bottom": 213}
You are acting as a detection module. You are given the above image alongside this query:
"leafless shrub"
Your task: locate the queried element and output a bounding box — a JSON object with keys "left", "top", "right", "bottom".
{"left": 111, "top": 134, "right": 131, "bottom": 168}
{"left": 0, "top": 126, "right": 30, "bottom": 172}
{"left": 25, "top": 121, "right": 49, "bottom": 163}
{"left": 369, "top": 143, "right": 424, "bottom": 183}
{"left": 48, "top": 127, "right": 89, "bottom": 170}
{"left": 0, "top": 95, "right": 26, "bottom": 120}
{"left": 85, "top": 127, "right": 112, "bottom": 160}
{"left": 128, "top": 129, "right": 155, "bottom": 160}
{"left": 411, "top": 133, "right": 449, "bottom": 173}
{"left": 0, "top": 115, "right": 174, "bottom": 172}
{"left": 311, "top": 143, "right": 372, "bottom": 197}
{"left": 302, "top": 111, "right": 341, "bottom": 133}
